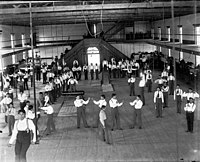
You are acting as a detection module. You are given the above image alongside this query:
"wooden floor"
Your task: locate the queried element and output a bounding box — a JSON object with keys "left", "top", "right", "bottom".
{"left": 0, "top": 71, "right": 200, "bottom": 162}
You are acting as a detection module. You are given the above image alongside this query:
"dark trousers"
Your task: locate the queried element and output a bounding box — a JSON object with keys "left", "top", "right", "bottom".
{"left": 156, "top": 98, "right": 162, "bottom": 117}
{"left": 77, "top": 107, "right": 88, "bottom": 128}
{"left": 111, "top": 107, "right": 121, "bottom": 130}
{"left": 113, "top": 69, "right": 117, "bottom": 78}
{"left": 186, "top": 112, "right": 194, "bottom": 132}
{"left": 163, "top": 92, "right": 168, "bottom": 107}
{"left": 46, "top": 114, "right": 56, "bottom": 134}
{"left": 95, "top": 70, "right": 99, "bottom": 80}
{"left": 69, "top": 84, "right": 76, "bottom": 92}
{"left": 84, "top": 70, "right": 88, "bottom": 80}
{"left": 15, "top": 131, "right": 31, "bottom": 162}
{"left": 99, "top": 122, "right": 110, "bottom": 144}
{"left": 133, "top": 109, "right": 142, "bottom": 127}
{"left": 146, "top": 80, "right": 152, "bottom": 92}
{"left": 8, "top": 115, "right": 15, "bottom": 135}
{"left": 90, "top": 70, "right": 94, "bottom": 80}
{"left": 23, "top": 79, "right": 28, "bottom": 90}
{"left": 176, "top": 95, "right": 182, "bottom": 113}
{"left": 48, "top": 90, "right": 54, "bottom": 103}
{"left": 94, "top": 109, "right": 101, "bottom": 127}
{"left": 20, "top": 102, "right": 26, "bottom": 110}
{"left": 43, "top": 73, "right": 47, "bottom": 84}
{"left": 169, "top": 80, "right": 174, "bottom": 95}
{"left": 139, "top": 87, "right": 145, "bottom": 105}
{"left": 129, "top": 83, "right": 135, "bottom": 96}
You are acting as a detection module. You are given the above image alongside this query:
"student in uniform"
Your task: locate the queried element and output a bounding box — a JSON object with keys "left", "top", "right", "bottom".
{"left": 138, "top": 75, "right": 146, "bottom": 105}
{"left": 74, "top": 96, "right": 90, "bottom": 129}
{"left": 94, "top": 63, "right": 99, "bottom": 80}
{"left": 40, "top": 103, "right": 56, "bottom": 135}
{"left": 162, "top": 82, "right": 169, "bottom": 108}
{"left": 184, "top": 97, "right": 196, "bottom": 133}
{"left": 183, "top": 88, "right": 199, "bottom": 102}
{"left": 6, "top": 103, "right": 16, "bottom": 136}
{"left": 67, "top": 77, "right": 78, "bottom": 92}
{"left": 8, "top": 109, "right": 36, "bottom": 162}
{"left": 109, "top": 93, "right": 123, "bottom": 131}
{"left": 146, "top": 70, "right": 153, "bottom": 92}
{"left": 154, "top": 87, "right": 164, "bottom": 118}
{"left": 174, "top": 84, "right": 183, "bottom": 113}
{"left": 129, "top": 95, "right": 143, "bottom": 129}
{"left": 128, "top": 75, "right": 135, "bottom": 96}
{"left": 93, "top": 95, "right": 107, "bottom": 128}
{"left": 99, "top": 105, "right": 111, "bottom": 145}
{"left": 167, "top": 73, "right": 175, "bottom": 95}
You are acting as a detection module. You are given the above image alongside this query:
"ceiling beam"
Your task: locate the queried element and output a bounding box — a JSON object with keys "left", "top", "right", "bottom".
{"left": 0, "top": 1, "right": 199, "bottom": 14}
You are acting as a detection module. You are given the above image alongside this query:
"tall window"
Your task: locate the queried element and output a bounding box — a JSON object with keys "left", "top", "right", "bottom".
{"left": 11, "top": 33, "right": 15, "bottom": 48}
{"left": 195, "top": 26, "right": 200, "bottom": 45}
{"left": 178, "top": 26, "right": 183, "bottom": 43}
{"left": 21, "top": 33, "right": 25, "bottom": 47}
{"left": 167, "top": 27, "right": 170, "bottom": 41}
{"left": 168, "top": 49, "right": 171, "bottom": 57}
{"left": 180, "top": 51, "right": 183, "bottom": 60}
{"left": 158, "top": 27, "right": 161, "bottom": 40}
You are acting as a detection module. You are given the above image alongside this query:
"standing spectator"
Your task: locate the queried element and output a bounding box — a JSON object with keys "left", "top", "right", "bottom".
{"left": 6, "top": 103, "right": 16, "bottom": 136}
{"left": 129, "top": 95, "right": 143, "bottom": 129}
{"left": 184, "top": 98, "right": 196, "bottom": 133}
{"left": 109, "top": 93, "right": 123, "bottom": 131}
{"left": 168, "top": 73, "right": 175, "bottom": 95}
{"left": 0, "top": 93, "right": 12, "bottom": 113}
{"left": 93, "top": 95, "right": 107, "bottom": 128}
{"left": 95, "top": 63, "right": 99, "bottom": 80}
{"left": 139, "top": 75, "right": 146, "bottom": 105}
{"left": 41, "top": 64, "right": 47, "bottom": 84}
{"left": 74, "top": 96, "right": 90, "bottom": 128}
{"left": 154, "top": 87, "right": 164, "bottom": 118}
{"left": 90, "top": 63, "right": 94, "bottom": 80}
{"left": 40, "top": 103, "right": 56, "bottom": 135}
{"left": 174, "top": 84, "right": 183, "bottom": 114}
{"left": 146, "top": 70, "right": 153, "bottom": 92}
{"left": 99, "top": 105, "right": 111, "bottom": 145}
{"left": 23, "top": 72, "right": 29, "bottom": 90}
{"left": 8, "top": 110, "right": 36, "bottom": 162}
{"left": 83, "top": 64, "right": 88, "bottom": 80}
{"left": 128, "top": 75, "right": 135, "bottom": 96}
{"left": 162, "top": 82, "right": 169, "bottom": 108}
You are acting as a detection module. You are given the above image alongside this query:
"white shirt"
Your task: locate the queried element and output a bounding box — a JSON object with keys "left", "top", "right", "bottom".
{"left": 93, "top": 99, "right": 107, "bottom": 108}
{"left": 40, "top": 105, "right": 54, "bottom": 114}
{"left": 155, "top": 78, "right": 166, "bottom": 84}
{"left": 45, "top": 84, "right": 52, "bottom": 91}
{"left": 99, "top": 109, "right": 106, "bottom": 127}
{"left": 182, "top": 92, "right": 199, "bottom": 101}
{"left": 174, "top": 88, "right": 183, "bottom": 100}
{"left": 128, "top": 77, "right": 135, "bottom": 83}
{"left": 18, "top": 93, "right": 27, "bottom": 103}
{"left": 109, "top": 98, "right": 123, "bottom": 108}
{"left": 139, "top": 79, "right": 146, "bottom": 87}
{"left": 168, "top": 75, "right": 175, "bottom": 81}
{"left": 1, "top": 97, "right": 12, "bottom": 105}
{"left": 74, "top": 99, "right": 89, "bottom": 107}
{"left": 9, "top": 118, "right": 36, "bottom": 144}
{"left": 44, "top": 95, "right": 50, "bottom": 106}
{"left": 130, "top": 99, "right": 143, "bottom": 109}
{"left": 162, "top": 86, "right": 169, "bottom": 93}
{"left": 154, "top": 91, "right": 164, "bottom": 103}
{"left": 184, "top": 103, "right": 196, "bottom": 112}
{"left": 27, "top": 110, "right": 35, "bottom": 119}
{"left": 68, "top": 79, "right": 78, "bottom": 85}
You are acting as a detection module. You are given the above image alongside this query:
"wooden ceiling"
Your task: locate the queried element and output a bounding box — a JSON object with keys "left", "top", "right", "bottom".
{"left": 0, "top": 0, "right": 199, "bottom": 26}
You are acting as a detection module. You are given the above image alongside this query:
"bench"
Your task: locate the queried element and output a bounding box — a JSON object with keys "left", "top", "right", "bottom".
{"left": 62, "top": 90, "right": 85, "bottom": 96}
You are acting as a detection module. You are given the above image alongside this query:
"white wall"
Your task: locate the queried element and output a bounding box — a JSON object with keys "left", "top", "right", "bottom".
{"left": 111, "top": 42, "right": 156, "bottom": 58}
{"left": 0, "top": 25, "right": 30, "bottom": 48}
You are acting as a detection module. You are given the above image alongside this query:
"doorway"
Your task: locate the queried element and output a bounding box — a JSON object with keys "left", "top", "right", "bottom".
{"left": 87, "top": 47, "right": 100, "bottom": 66}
